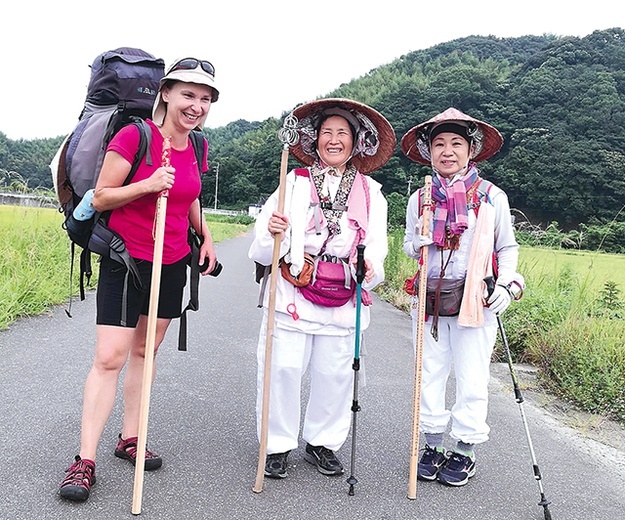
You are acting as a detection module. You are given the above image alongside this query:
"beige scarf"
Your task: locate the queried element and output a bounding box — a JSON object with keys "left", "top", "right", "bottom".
{"left": 457, "top": 200, "right": 495, "bottom": 327}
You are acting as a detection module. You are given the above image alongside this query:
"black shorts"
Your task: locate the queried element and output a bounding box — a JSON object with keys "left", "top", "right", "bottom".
{"left": 96, "top": 254, "right": 189, "bottom": 328}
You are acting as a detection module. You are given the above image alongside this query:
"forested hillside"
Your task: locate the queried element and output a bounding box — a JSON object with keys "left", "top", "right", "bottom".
{"left": 2, "top": 28, "right": 624, "bottom": 229}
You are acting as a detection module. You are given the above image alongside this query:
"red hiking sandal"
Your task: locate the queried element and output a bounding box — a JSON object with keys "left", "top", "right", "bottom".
{"left": 114, "top": 434, "right": 162, "bottom": 470}
{"left": 60, "top": 455, "right": 96, "bottom": 502}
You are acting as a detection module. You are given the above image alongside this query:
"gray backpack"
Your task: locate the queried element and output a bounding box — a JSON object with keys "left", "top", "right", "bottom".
{"left": 49, "top": 48, "right": 164, "bottom": 312}
{"left": 53, "top": 47, "right": 164, "bottom": 220}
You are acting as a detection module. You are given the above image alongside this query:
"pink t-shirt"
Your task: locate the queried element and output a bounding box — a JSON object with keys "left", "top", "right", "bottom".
{"left": 106, "top": 119, "right": 207, "bottom": 264}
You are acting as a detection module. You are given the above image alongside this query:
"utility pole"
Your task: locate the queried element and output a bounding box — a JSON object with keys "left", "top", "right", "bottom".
{"left": 213, "top": 162, "right": 220, "bottom": 210}
{"left": 407, "top": 175, "right": 413, "bottom": 196}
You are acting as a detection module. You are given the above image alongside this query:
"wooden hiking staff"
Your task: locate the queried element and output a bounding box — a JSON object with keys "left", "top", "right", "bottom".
{"left": 407, "top": 174, "right": 432, "bottom": 500}
{"left": 132, "top": 137, "right": 171, "bottom": 515}
{"left": 252, "top": 114, "right": 299, "bottom": 494}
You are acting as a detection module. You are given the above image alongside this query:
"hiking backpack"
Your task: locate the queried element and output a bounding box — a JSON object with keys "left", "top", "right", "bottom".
{"left": 53, "top": 47, "right": 165, "bottom": 212}
{"left": 50, "top": 47, "right": 165, "bottom": 301}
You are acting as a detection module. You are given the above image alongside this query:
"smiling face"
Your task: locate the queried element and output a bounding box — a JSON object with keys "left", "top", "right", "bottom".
{"left": 161, "top": 81, "right": 213, "bottom": 131}
{"left": 430, "top": 132, "right": 474, "bottom": 178}
{"left": 316, "top": 115, "right": 354, "bottom": 172}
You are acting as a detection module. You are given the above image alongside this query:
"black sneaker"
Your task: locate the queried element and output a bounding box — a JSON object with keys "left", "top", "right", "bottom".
{"left": 264, "top": 451, "right": 290, "bottom": 479}
{"left": 437, "top": 451, "right": 476, "bottom": 486}
{"left": 304, "top": 444, "right": 344, "bottom": 476}
{"left": 417, "top": 445, "right": 448, "bottom": 481}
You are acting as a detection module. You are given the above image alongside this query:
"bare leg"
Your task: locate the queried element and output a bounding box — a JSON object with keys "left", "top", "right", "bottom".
{"left": 79, "top": 325, "right": 136, "bottom": 461}
{"left": 121, "top": 315, "right": 171, "bottom": 439}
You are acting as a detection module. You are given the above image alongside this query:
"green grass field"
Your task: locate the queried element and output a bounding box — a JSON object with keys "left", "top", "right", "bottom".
{"left": 519, "top": 246, "right": 625, "bottom": 292}
{"left": 382, "top": 228, "right": 625, "bottom": 312}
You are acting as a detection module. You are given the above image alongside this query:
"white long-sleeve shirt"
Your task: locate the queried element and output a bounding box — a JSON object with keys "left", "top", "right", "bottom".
{"left": 249, "top": 169, "right": 388, "bottom": 335}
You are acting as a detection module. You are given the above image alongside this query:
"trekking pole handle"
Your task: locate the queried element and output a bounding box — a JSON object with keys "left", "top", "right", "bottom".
{"left": 355, "top": 244, "right": 366, "bottom": 284}
{"left": 484, "top": 276, "right": 495, "bottom": 299}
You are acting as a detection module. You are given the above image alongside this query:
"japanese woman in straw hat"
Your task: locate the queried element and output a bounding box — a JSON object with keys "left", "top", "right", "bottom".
{"left": 401, "top": 107, "right": 525, "bottom": 487}
{"left": 248, "top": 98, "right": 395, "bottom": 479}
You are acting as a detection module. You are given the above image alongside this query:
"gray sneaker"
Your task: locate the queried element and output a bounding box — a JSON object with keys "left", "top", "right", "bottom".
{"left": 264, "top": 451, "right": 290, "bottom": 479}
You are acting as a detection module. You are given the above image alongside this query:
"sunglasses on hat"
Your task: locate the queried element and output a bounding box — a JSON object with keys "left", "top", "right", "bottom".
{"left": 169, "top": 58, "right": 215, "bottom": 77}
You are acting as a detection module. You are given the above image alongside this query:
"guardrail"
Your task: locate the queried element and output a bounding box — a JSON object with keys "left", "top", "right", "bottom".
{"left": 0, "top": 192, "right": 57, "bottom": 209}
{"left": 1, "top": 193, "right": 256, "bottom": 219}
{"left": 203, "top": 208, "right": 246, "bottom": 217}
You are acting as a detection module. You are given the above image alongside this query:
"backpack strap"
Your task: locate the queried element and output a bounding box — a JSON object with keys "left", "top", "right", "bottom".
{"left": 468, "top": 178, "right": 499, "bottom": 277}
{"left": 128, "top": 117, "right": 152, "bottom": 174}
{"left": 474, "top": 179, "right": 500, "bottom": 278}
{"left": 178, "top": 129, "right": 208, "bottom": 351}
{"left": 468, "top": 178, "right": 494, "bottom": 216}
{"left": 71, "top": 119, "right": 151, "bottom": 313}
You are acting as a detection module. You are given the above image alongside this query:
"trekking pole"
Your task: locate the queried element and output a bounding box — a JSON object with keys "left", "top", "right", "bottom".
{"left": 484, "top": 276, "right": 553, "bottom": 520}
{"left": 347, "top": 244, "right": 366, "bottom": 496}
{"left": 252, "top": 113, "right": 299, "bottom": 494}
{"left": 407, "top": 175, "right": 432, "bottom": 500}
{"left": 132, "top": 137, "right": 172, "bottom": 515}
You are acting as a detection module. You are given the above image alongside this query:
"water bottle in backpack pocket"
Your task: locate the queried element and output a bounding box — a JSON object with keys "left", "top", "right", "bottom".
{"left": 64, "top": 189, "right": 96, "bottom": 249}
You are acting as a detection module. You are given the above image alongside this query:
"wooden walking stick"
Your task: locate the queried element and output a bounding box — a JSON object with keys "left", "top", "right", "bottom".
{"left": 132, "top": 137, "right": 171, "bottom": 515}
{"left": 407, "top": 174, "right": 432, "bottom": 500}
{"left": 252, "top": 113, "right": 299, "bottom": 494}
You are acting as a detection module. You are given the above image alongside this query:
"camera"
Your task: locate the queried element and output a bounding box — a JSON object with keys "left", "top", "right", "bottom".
{"left": 199, "top": 258, "right": 223, "bottom": 277}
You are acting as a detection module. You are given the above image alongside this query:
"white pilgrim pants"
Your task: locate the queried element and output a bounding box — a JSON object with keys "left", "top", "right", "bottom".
{"left": 256, "top": 317, "right": 355, "bottom": 455}
{"left": 411, "top": 309, "right": 497, "bottom": 445}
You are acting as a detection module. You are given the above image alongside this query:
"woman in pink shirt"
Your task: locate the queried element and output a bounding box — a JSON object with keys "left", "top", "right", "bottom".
{"left": 60, "top": 58, "right": 219, "bottom": 502}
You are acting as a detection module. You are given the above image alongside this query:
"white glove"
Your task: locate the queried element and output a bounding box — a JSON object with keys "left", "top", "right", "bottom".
{"left": 412, "top": 233, "right": 434, "bottom": 251}
{"left": 487, "top": 284, "right": 512, "bottom": 315}
{"left": 412, "top": 217, "right": 433, "bottom": 252}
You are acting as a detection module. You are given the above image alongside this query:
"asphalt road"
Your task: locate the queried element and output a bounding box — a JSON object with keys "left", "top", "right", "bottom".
{"left": 1, "top": 232, "right": 624, "bottom": 520}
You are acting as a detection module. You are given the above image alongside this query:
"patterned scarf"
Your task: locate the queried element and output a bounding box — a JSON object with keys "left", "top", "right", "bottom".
{"left": 431, "top": 164, "right": 480, "bottom": 248}
{"left": 310, "top": 160, "right": 357, "bottom": 239}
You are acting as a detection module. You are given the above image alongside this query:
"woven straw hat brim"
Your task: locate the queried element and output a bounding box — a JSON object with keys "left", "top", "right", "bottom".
{"left": 400, "top": 107, "right": 503, "bottom": 165}
{"left": 289, "top": 98, "right": 396, "bottom": 174}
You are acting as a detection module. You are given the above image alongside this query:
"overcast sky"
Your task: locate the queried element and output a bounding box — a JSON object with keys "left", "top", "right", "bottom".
{"left": 0, "top": 1, "right": 621, "bottom": 140}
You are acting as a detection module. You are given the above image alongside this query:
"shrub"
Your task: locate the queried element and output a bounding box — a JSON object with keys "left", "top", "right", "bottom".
{"left": 386, "top": 192, "right": 408, "bottom": 232}
{"left": 528, "top": 316, "right": 625, "bottom": 425}
{"left": 378, "top": 228, "right": 417, "bottom": 312}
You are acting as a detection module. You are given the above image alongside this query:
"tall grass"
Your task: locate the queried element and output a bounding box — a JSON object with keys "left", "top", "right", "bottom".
{"left": 0, "top": 206, "right": 252, "bottom": 329}
{"left": 0, "top": 207, "right": 70, "bottom": 327}
{"left": 381, "top": 232, "right": 625, "bottom": 425}
{"left": 378, "top": 228, "right": 418, "bottom": 312}
{"left": 529, "top": 316, "right": 625, "bottom": 424}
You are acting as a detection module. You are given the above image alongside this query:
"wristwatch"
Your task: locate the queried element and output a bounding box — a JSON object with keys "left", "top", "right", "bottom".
{"left": 503, "top": 281, "right": 524, "bottom": 301}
